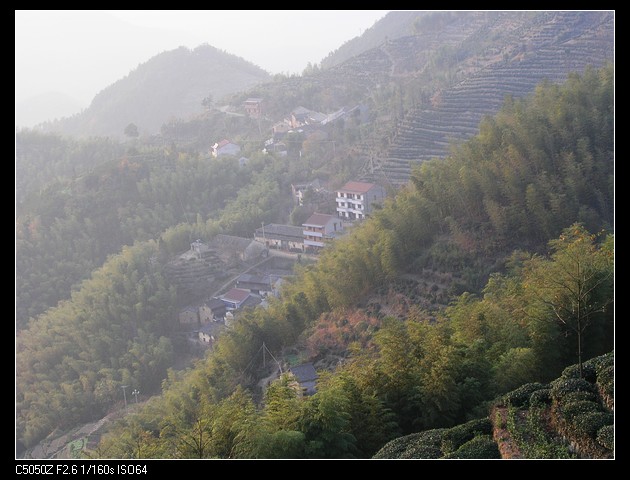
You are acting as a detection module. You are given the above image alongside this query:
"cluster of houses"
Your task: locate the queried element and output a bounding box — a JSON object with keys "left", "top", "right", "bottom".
{"left": 256, "top": 180, "right": 386, "bottom": 253}
{"left": 177, "top": 179, "right": 385, "bottom": 349}
{"left": 263, "top": 104, "right": 361, "bottom": 156}
{"left": 179, "top": 271, "right": 282, "bottom": 346}
{"left": 212, "top": 99, "right": 365, "bottom": 158}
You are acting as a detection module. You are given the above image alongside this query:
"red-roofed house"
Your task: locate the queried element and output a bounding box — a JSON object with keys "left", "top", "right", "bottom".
{"left": 220, "top": 288, "right": 252, "bottom": 310}
{"left": 336, "top": 181, "right": 386, "bottom": 220}
{"left": 302, "top": 213, "right": 342, "bottom": 250}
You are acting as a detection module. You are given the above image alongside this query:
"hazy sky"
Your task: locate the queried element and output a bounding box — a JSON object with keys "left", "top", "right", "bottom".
{"left": 15, "top": 10, "right": 390, "bottom": 108}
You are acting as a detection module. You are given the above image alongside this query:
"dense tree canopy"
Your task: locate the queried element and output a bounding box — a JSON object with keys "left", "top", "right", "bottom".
{"left": 92, "top": 67, "right": 613, "bottom": 458}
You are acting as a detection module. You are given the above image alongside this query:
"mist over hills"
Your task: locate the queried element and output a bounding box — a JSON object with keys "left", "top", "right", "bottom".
{"left": 15, "top": 92, "right": 84, "bottom": 129}
{"left": 40, "top": 44, "right": 271, "bottom": 138}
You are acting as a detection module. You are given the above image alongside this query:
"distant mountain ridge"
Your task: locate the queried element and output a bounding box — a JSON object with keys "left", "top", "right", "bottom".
{"left": 16, "top": 92, "right": 84, "bottom": 128}
{"left": 319, "top": 11, "right": 425, "bottom": 69}
{"left": 42, "top": 44, "right": 271, "bottom": 138}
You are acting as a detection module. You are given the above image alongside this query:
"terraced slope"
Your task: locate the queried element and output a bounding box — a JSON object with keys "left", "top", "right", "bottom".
{"left": 373, "top": 11, "right": 614, "bottom": 185}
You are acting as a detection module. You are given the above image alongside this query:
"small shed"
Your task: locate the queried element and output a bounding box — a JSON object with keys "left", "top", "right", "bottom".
{"left": 289, "top": 363, "right": 318, "bottom": 396}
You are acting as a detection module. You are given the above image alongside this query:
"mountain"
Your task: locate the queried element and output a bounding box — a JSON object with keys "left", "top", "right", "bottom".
{"left": 228, "top": 12, "right": 612, "bottom": 188}
{"left": 319, "top": 11, "right": 425, "bottom": 69}
{"left": 15, "top": 92, "right": 84, "bottom": 128}
{"left": 41, "top": 44, "right": 271, "bottom": 138}
{"left": 369, "top": 11, "right": 614, "bottom": 185}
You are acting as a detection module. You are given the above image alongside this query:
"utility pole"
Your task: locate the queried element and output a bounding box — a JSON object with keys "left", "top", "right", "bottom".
{"left": 121, "top": 385, "right": 129, "bottom": 409}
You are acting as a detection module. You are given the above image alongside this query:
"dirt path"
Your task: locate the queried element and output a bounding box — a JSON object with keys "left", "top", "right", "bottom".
{"left": 492, "top": 407, "right": 523, "bottom": 459}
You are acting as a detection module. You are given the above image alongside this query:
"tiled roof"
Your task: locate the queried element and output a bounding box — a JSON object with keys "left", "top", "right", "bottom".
{"left": 221, "top": 288, "right": 250, "bottom": 303}
{"left": 255, "top": 224, "right": 303, "bottom": 239}
{"left": 237, "top": 273, "right": 270, "bottom": 285}
{"left": 303, "top": 213, "right": 335, "bottom": 227}
{"left": 203, "top": 298, "right": 226, "bottom": 310}
{"left": 290, "top": 363, "right": 317, "bottom": 383}
{"left": 339, "top": 181, "right": 377, "bottom": 194}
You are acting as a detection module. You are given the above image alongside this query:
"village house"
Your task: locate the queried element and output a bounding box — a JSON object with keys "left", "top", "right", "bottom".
{"left": 199, "top": 298, "right": 227, "bottom": 323}
{"left": 272, "top": 121, "right": 291, "bottom": 139}
{"left": 220, "top": 288, "right": 250, "bottom": 310}
{"left": 291, "top": 179, "right": 330, "bottom": 209}
{"left": 243, "top": 98, "right": 263, "bottom": 118}
{"left": 302, "top": 213, "right": 343, "bottom": 251}
{"left": 219, "top": 287, "right": 264, "bottom": 311}
{"left": 198, "top": 321, "right": 225, "bottom": 346}
{"left": 336, "top": 181, "right": 386, "bottom": 220}
{"left": 178, "top": 306, "right": 199, "bottom": 325}
{"left": 255, "top": 223, "right": 304, "bottom": 251}
{"left": 211, "top": 139, "right": 241, "bottom": 158}
{"left": 289, "top": 363, "right": 318, "bottom": 396}
{"left": 236, "top": 273, "right": 273, "bottom": 296}
{"left": 212, "top": 234, "right": 266, "bottom": 261}
{"left": 292, "top": 179, "right": 322, "bottom": 206}
{"left": 287, "top": 106, "right": 327, "bottom": 129}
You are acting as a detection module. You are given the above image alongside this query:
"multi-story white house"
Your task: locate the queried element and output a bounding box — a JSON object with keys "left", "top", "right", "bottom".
{"left": 336, "top": 181, "right": 386, "bottom": 220}
{"left": 302, "top": 213, "right": 342, "bottom": 250}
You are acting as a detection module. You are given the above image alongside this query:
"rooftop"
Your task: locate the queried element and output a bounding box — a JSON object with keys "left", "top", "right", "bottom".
{"left": 237, "top": 273, "right": 271, "bottom": 285}
{"left": 203, "top": 298, "right": 226, "bottom": 310}
{"left": 290, "top": 363, "right": 317, "bottom": 383}
{"left": 256, "top": 223, "right": 304, "bottom": 239}
{"left": 339, "top": 181, "right": 378, "bottom": 194}
{"left": 303, "top": 213, "right": 336, "bottom": 227}
{"left": 221, "top": 288, "right": 251, "bottom": 303}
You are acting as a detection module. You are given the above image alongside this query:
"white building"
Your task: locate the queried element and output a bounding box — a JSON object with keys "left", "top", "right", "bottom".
{"left": 336, "top": 181, "right": 386, "bottom": 220}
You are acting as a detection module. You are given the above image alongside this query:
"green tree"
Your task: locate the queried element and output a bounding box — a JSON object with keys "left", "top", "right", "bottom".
{"left": 523, "top": 224, "right": 613, "bottom": 377}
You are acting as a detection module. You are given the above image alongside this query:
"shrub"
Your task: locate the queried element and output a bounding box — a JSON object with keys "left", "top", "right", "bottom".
{"left": 596, "top": 425, "right": 614, "bottom": 450}
{"left": 399, "top": 444, "right": 443, "bottom": 459}
{"left": 583, "top": 352, "right": 614, "bottom": 375}
{"left": 596, "top": 365, "right": 614, "bottom": 398}
{"left": 559, "top": 391, "right": 598, "bottom": 404}
{"left": 442, "top": 435, "right": 501, "bottom": 459}
{"left": 529, "top": 388, "right": 551, "bottom": 406}
{"left": 572, "top": 412, "right": 614, "bottom": 439}
{"left": 441, "top": 418, "right": 493, "bottom": 454}
{"left": 373, "top": 429, "right": 448, "bottom": 459}
{"left": 559, "top": 401, "right": 602, "bottom": 422}
{"left": 550, "top": 378, "right": 596, "bottom": 401}
{"left": 399, "top": 428, "right": 449, "bottom": 459}
{"left": 500, "top": 383, "right": 548, "bottom": 408}
{"left": 562, "top": 363, "right": 597, "bottom": 383}
{"left": 372, "top": 433, "right": 424, "bottom": 459}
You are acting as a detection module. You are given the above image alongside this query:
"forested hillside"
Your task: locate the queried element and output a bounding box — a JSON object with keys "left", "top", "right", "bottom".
{"left": 80, "top": 66, "right": 613, "bottom": 458}
{"left": 15, "top": 11, "right": 614, "bottom": 458}
{"left": 39, "top": 45, "right": 270, "bottom": 137}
